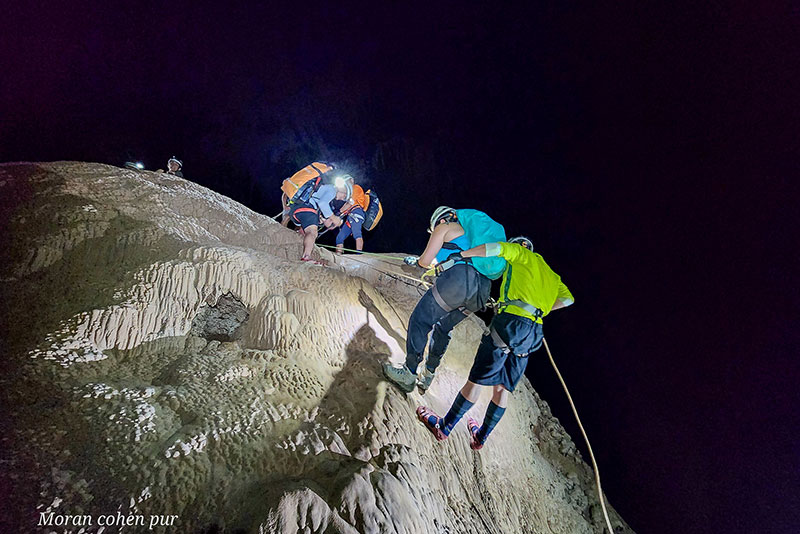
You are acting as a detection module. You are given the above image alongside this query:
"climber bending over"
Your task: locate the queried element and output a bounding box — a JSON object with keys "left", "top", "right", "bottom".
{"left": 416, "top": 236, "right": 574, "bottom": 450}
{"left": 382, "top": 207, "right": 500, "bottom": 393}
{"left": 289, "top": 179, "right": 352, "bottom": 262}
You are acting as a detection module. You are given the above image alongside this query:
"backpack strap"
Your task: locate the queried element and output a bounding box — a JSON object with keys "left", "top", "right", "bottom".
{"left": 309, "top": 163, "right": 331, "bottom": 191}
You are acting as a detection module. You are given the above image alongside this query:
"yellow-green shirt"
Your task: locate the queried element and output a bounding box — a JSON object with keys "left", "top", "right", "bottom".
{"left": 486, "top": 242, "right": 574, "bottom": 323}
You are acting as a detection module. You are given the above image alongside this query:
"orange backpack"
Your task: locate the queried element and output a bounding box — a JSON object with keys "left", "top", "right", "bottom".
{"left": 344, "top": 184, "right": 369, "bottom": 212}
{"left": 280, "top": 162, "right": 335, "bottom": 203}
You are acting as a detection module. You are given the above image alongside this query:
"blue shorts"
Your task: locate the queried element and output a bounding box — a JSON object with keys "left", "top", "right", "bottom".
{"left": 468, "top": 312, "right": 543, "bottom": 392}
{"left": 290, "top": 203, "right": 320, "bottom": 230}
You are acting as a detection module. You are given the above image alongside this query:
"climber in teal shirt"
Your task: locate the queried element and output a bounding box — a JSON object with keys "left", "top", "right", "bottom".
{"left": 382, "top": 207, "right": 496, "bottom": 393}
{"left": 416, "top": 236, "right": 574, "bottom": 450}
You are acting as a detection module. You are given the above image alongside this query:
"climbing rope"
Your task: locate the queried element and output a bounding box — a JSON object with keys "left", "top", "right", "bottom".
{"left": 543, "top": 338, "right": 615, "bottom": 534}
{"left": 317, "top": 243, "right": 406, "bottom": 264}
{"left": 328, "top": 251, "right": 430, "bottom": 292}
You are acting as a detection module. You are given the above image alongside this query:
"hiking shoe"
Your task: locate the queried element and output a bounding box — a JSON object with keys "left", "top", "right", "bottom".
{"left": 467, "top": 417, "right": 484, "bottom": 450}
{"left": 382, "top": 363, "right": 417, "bottom": 393}
{"left": 416, "top": 367, "right": 435, "bottom": 392}
{"left": 300, "top": 256, "right": 324, "bottom": 266}
{"left": 416, "top": 406, "right": 447, "bottom": 441}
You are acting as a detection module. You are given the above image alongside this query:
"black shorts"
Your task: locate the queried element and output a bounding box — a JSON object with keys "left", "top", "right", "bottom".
{"left": 468, "top": 312, "right": 543, "bottom": 392}
{"left": 432, "top": 263, "right": 491, "bottom": 313}
{"left": 290, "top": 204, "right": 320, "bottom": 229}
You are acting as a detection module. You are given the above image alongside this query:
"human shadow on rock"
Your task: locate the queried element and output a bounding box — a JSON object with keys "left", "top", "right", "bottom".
{"left": 315, "top": 320, "right": 393, "bottom": 455}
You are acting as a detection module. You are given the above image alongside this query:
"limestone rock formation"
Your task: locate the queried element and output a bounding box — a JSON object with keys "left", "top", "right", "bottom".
{"left": 0, "top": 162, "right": 633, "bottom": 533}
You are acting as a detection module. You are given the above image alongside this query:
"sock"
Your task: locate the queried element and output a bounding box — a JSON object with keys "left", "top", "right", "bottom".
{"left": 477, "top": 401, "right": 506, "bottom": 444}
{"left": 441, "top": 393, "right": 474, "bottom": 436}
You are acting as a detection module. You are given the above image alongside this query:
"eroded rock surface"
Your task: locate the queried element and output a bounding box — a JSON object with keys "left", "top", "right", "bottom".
{"left": 0, "top": 162, "right": 633, "bottom": 534}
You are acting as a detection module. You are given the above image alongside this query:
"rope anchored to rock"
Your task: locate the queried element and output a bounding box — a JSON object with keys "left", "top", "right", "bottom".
{"left": 320, "top": 247, "right": 431, "bottom": 293}
{"left": 317, "top": 244, "right": 407, "bottom": 263}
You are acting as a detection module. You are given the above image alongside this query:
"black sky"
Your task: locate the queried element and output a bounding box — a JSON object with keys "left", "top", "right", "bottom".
{"left": 2, "top": 2, "right": 798, "bottom": 533}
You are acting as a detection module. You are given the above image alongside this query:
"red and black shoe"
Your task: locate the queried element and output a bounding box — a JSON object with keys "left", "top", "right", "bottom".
{"left": 467, "top": 417, "right": 484, "bottom": 450}
{"left": 416, "top": 406, "right": 448, "bottom": 441}
{"left": 300, "top": 255, "right": 325, "bottom": 266}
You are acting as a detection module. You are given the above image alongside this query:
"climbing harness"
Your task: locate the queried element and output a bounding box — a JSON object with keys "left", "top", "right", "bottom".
{"left": 543, "top": 338, "right": 615, "bottom": 534}
{"left": 434, "top": 253, "right": 469, "bottom": 276}
{"left": 497, "top": 299, "right": 543, "bottom": 319}
{"left": 489, "top": 326, "right": 521, "bottom": 356}
{"left": 429, "top": 283, "right": 468, "bottom": 315}
{"left": 421, "top": 265, "right": 438, "bottom": 284}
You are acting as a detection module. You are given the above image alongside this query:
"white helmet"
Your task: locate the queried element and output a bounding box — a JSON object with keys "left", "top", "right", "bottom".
{"left": 509, "top": 236, "right": 534, "bottom": 251}
{"left": 429, "top": 206, "right": 457, "bottom": 233}
{"left": 168, "top": 156, "right": 183, "bottom": 169}
{"left": 334, "top": 176, "right": 353, "bottom": 201}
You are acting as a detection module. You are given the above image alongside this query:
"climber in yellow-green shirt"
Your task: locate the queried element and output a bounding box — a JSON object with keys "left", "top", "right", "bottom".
{"left": 415, "top": 236, "right": 574, "bottom": 450}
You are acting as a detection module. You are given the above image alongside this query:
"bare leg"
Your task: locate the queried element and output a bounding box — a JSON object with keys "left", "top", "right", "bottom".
{"left": 335, "top": 244, "right": 343, "bottom": 255}
{"left": 491, "top": 384, "right": 509, "bottom": 408}
{"left": 302, "top": 226, "right": 318, "bottom": 258}
{"left": 460, "top": 380, "right": 484, "bottom": 404}
{"left": 355, "top": 237, "right": 364, "bottom": 251}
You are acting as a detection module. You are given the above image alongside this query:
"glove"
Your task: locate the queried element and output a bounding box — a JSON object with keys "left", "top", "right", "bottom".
{"left": 403, "top": 256, "right": 419, "bottom": 266}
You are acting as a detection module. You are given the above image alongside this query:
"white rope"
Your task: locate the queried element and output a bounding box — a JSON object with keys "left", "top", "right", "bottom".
{"left": 543, "top": 338, "right": 615, "bottom": 534}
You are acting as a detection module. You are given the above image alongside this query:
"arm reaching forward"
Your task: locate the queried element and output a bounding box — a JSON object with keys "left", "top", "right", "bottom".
{"left": 416, "top": 224, "right": 449, "bottom": 268}
{"left": 460, "top": 243, "right": 488, "bottom": 258}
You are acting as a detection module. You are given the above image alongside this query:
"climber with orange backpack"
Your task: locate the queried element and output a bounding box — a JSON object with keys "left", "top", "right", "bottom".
{"left": 281, "top": 163, "right": 353, "bottom": 262}
{"left": 280, "top": 162, "right": 336, "bottom": 227}
{"left": 333, "top": 178, "right": 369, "bottom": 254}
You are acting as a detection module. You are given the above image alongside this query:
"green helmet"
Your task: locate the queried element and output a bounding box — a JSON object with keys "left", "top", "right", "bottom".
{"left": 429, "top": 206, "right": 457, "bottom": 233}
{"left": 509, "top": 236, "right": 534, "bottom": 251}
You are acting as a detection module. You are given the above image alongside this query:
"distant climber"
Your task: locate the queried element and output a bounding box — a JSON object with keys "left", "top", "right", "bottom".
{"left": 333, "top": 179, "right": 368, "bottom": 254}
{"left": 382, "top": 207, "right": 506, "bottom": 392}
{"left": 158, "top": 157, "right": 184, "bottom": 177}
{"left": 415, "top": 236, "right": 574, "bottom": 450}
{"left": 289, "top": 176, "right": 352, "bottom": 263}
